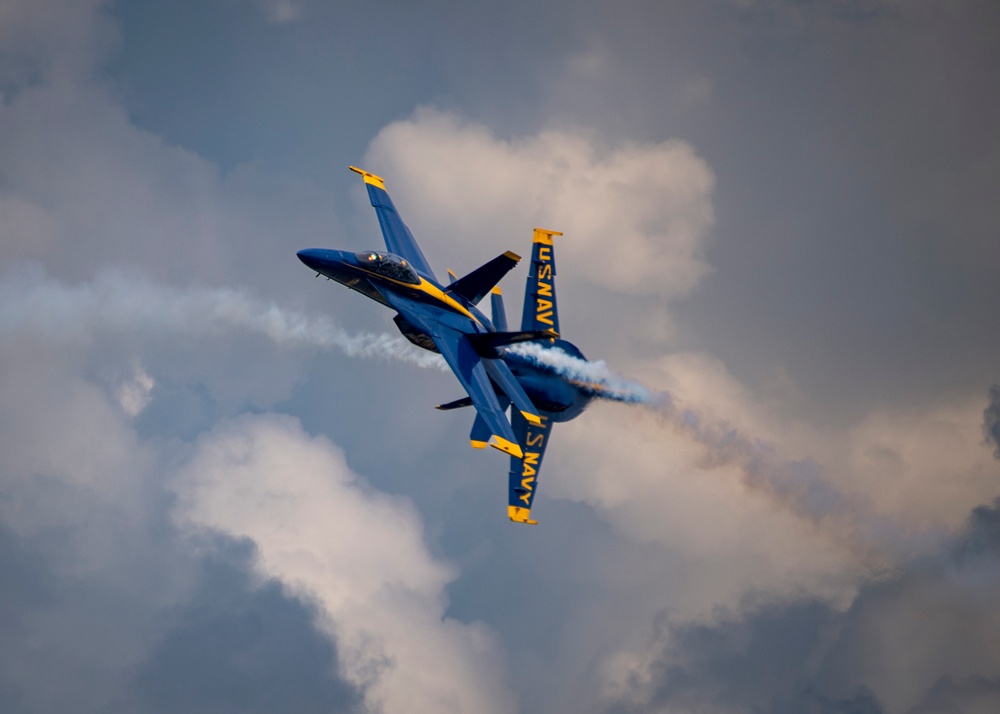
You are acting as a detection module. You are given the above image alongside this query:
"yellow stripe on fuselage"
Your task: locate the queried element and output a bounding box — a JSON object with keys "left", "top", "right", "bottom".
{"left": 414, "top": 278, "right": 480, "bottom": 323}
{"left": 356, "top": 266, "right": 482, "bottom": 326}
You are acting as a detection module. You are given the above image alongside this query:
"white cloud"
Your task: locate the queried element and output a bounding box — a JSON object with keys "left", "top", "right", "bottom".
{"left": 364, "top": 108, "right": 715, "bottom": 299}
{"left": 116, "top": 359, "right": 155, "bottom": 417}
{"left": 840, "top": 395, "right": 1000, "bottom": 532}
{"left": 256, "top": 0, "right": 305, "bottom": 24}
{"left": 173, "top": 413, "right": 516, "bottom": 714}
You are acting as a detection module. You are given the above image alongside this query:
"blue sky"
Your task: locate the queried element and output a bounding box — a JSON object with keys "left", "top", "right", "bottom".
{"left": 2, "top": 1, "right": 1000, "bottom": 712}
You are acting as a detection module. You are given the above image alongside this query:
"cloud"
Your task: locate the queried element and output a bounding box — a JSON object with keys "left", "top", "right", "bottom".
{"left": 115, "top": 359, "right": 155, "bottom": 417}
{"left": 0, "top": 267, "right": 446, "bottom": 371}
{"left": 983, "top": 385, "right": 1000, "bottom": 459}
{"left": 598, "top": 497, "right": 1000, "bottom": 714}
{"left": 0, "top": 331, "right": 365, "bottom": 713}
{"left": 124, "top": 539, "right": 364, "bottom": 714}
{"left": 173, "top": 413, "right": 516, "bottom": 714}
{"left": 363, "top": 108, "right": 715, "bottom": 300}
{"left": 255, "top": 0, "right": 305, "bottom": 24}
{"left": 0, "top": 288, "right": 510, "bottom": 713}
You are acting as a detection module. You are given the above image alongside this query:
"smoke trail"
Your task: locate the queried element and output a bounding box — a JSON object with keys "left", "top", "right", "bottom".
{"left": 508, "top": 341, "right": 908, "bottom": 555}
{"left": 507, "top": 343, "right": 650, "bottom": 403}
{"left": 645, "top": 388, "right": 915, "bottom": 559}
{"left": 0, "top": 267, "right": 448, "bottom": 371}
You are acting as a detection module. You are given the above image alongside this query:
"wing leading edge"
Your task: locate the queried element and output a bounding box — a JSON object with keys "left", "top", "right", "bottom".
{"left": 350, "top": 166, "right": 437, "bottom": 281}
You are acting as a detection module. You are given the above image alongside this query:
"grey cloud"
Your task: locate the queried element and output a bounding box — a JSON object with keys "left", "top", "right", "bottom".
{"left": 0, "top": 524, "right": 364, "bottom": 714}
{"left": 983, "top": 386, "right": 1000, "bottom": 459}
{"left": 5, "top": 1, "right": 1000, "bottom": 713}
{"left": 604, "top": 495, "right": 1000, "bottom": 714}
{"left": 122, "top": 537, "right": 363, "bottom": 714}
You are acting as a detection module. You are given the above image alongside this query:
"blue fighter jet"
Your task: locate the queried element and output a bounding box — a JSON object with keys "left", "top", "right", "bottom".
{"left": 298, "top": 167, "right": 602, "bottom": 524}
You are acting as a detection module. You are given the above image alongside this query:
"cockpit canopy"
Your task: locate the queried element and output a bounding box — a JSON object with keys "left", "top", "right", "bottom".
{"left": 355, "top": 251, "right": 420, "bottom": 285}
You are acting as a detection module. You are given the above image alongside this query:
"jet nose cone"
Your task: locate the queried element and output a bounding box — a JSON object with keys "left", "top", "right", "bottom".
{"left": 297, "top": 248, "right": 325, "bottom": 271}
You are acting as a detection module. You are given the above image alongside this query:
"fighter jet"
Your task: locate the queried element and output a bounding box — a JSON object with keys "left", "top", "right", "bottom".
{"left": 298, "top": 167, "right": 604, "bottom": 524}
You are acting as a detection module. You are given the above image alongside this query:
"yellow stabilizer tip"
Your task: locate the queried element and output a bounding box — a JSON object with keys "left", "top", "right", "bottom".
{"left": 508, "top": 506, "right": 538, "bottom": 525}
{"left": 348, "top": 165, "right": 386, "bottom": 189}
{"left": 471, "top": 440, "right": 488, "bottom": 450}
{"left": 447, "top": 268, "right": 458, "bottom": 279}
{"left": 520, "top": 410, "right": 542, "bottom": 425}
{"left": 503, "top": 250, "right": 522, "bottom": 262}
{"left": 491, "top": 286, "right": 502, "bottom": 295}
{"left": 532, "top": 228, "right": 563, "bottom": 245}
{"left": 488, "top": 435, "right": 523, "bottom": 459}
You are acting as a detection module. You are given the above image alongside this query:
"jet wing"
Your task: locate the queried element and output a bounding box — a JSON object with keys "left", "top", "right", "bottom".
{"left": 350, "top": 166, "right": 437, "bottom": 281}
{"left": 431, "top": 326, "right": 524, "bottom": 459}
{"left": 508, "top": 410, "right": 554, "bottom": 525}
{"left": 375, "top": 283, "right": 523, "bottom": 457}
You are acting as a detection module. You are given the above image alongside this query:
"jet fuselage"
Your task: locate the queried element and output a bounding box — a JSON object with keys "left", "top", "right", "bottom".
{"left": 297, "top": 247, "right": 593, "bottom": 423}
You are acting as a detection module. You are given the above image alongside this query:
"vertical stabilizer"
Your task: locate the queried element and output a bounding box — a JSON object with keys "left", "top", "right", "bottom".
{"left": 520, "top": 228, "right": 562, "bottom": 335}
{"left": 490, "top": 286, "right": 508, "bottom": 331}
{"left": 508, "top": 411, "right": 553, "bottom": 524}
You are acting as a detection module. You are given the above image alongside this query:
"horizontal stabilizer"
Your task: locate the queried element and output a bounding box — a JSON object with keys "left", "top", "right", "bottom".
{"left": 437, "top": 396, "right": 473, "bottom": 411}
{"left": 447, "top": 251, "right": 521, "bottom": 306}
{"left": 467, "top": 329, "right": 558, "bottom": 357}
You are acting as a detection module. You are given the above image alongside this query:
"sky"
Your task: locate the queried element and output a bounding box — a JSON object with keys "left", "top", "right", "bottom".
{"left": 1, "top": 1, "right": 999, "bottom": 713}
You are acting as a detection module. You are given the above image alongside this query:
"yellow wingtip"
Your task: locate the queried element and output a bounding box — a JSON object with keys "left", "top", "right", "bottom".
{"left": 503, "top": 250, "right": 521, "bottom": 262}
{"left": 491, "top": 286, "right": 502, "bottom": 295}
{"left": 471, "top": 440, "right": 488, "bottom": 450}
{"left": 488, "top": 435, "right": 523, "bottom": 459}
{"left": 349, "top": 165, "right": 386, "bottom": 190}
{"left": 508, "top": 505, "right": 538, "bottom": 525}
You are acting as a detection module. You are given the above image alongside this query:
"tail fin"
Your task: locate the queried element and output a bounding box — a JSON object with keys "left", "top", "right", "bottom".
{"left": 520, "top": 228, "right": 562, "bottom": 335}
{"left": 490, "top": 287, "right": 508, "bottom": 330}
{"left": 508, "top": 411, "right": 553, "bottom": 525}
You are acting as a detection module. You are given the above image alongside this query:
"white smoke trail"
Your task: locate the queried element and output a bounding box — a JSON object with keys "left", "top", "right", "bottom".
{"left": 0, "top": 267, "right": 448, "bottom": 371}
{"left": 507, "top": 343, "right": 650, "bottom": 403}
{"left": 645, "top": 391, "right": 916, "bottom": 561}
{"left": 508, "top": 340, "right": 906, "bottom": 557}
